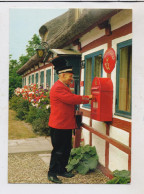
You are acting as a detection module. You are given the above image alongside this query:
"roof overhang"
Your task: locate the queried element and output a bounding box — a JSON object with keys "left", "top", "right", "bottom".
{"left": 17, "top": 49, "right": 81, "bottom": 75}
{"left": 50, "top": 49, "right": 81, "bottom": 56}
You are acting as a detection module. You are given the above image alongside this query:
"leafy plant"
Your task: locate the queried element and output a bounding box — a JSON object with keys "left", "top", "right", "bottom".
{"left": 106, "top": 170, "right": 130, "bottom": 184}
{"left": 9, "top": 95, "right": 30, "bottom": 120}
{"left": 66, "top": 145, "right": 99, "bottom": 175}
{"left": 25, "top": 106, "right": 38, "bottom": 123}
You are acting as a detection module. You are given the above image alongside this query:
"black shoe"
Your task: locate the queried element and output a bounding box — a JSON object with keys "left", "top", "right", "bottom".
{"left": 57, "top": 172, "right": 75, "bottom": 178}
{"left": 48, "top": 175, "right": 62, "bottom": 184}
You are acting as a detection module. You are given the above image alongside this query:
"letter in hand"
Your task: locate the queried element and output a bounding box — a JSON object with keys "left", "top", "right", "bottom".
{"left": 88, "top": 95, "right": 96, "bottom": 100}
{"left": 88, "top": 95, "right": 93, "bottom": 100}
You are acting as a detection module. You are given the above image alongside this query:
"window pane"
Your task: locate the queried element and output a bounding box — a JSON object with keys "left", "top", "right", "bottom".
{"left": 29, "top": 76, "right": 31, "bottom": 85}
{"left": 85, "top": 58, "right": 92, "bottom": 96}
{"left": 94, "top": 54, "right": 102, "bottom": 77}
{"left": 32, "top": 75, "right": 34, "bottom": 83}
{"left": 36, "top": 73, "right": 38, "bottom": 84}
{"left": 119, "top": 45, "right": 132, "bottom": 112}
{"left": 46, "top": 69, "right": 51, "bottom": 89}
{"left": 40, "top": 71, "right": 44, "bottom": 87}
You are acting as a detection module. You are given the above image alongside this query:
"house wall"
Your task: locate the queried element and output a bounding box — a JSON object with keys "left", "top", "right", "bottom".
{"left": 79, "top": 10, "right": 132, "bottom": 172}
{"left": 23, "top": 62, "right": 53, "bottom": 90}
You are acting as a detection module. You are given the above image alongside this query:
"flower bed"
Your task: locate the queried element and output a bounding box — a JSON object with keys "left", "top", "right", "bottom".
{"left": 9, "top": 84, "right": 50, "bottom": 136}
{"left": 14, "top": 84, "right": 50, "bottom": 109}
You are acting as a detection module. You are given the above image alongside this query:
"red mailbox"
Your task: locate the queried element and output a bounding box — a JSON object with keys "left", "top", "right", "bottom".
{"left": 91, "top": 77, "right": 113, "bottom": 121}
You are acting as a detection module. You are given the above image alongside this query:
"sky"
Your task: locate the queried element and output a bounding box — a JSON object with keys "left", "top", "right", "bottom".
{"left": 9, "top": 8, "right": 68, "bottom": 61}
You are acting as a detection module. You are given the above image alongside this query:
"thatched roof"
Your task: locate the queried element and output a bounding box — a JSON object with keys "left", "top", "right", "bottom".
{"left": 17, "top": 8, "right": 121, "bottom": 75}
{"left": 39, "top": 9, "right": 120, "bottom": 48}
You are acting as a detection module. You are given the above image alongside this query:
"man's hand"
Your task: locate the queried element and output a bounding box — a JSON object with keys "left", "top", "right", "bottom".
{"left": 88, "top": 95, "right": 93, "bottom": 100}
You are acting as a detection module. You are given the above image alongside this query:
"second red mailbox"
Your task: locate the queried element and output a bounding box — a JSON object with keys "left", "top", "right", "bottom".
{"left": 91, "top": 77, "right": 113, "bottom": 122}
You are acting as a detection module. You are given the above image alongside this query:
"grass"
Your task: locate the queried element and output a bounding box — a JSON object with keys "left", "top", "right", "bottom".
{"left": 9, "top": 109, "right": 38, "bottom": 140}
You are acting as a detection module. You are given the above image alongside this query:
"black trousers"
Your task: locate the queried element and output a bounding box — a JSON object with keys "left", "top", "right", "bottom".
{"left": 48, "top": 127, "right": 72, "bottom": 176}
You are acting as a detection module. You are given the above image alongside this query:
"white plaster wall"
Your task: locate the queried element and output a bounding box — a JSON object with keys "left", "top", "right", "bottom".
{"left": 80, "top": 68, "right": 84, "bottom": 82}
{"left": 26, "top": 75, "right": 29, "bottom": 85}
{"left": 92, "top": 120, "right": 106, "bottom": 134}
{"left": 91, "top": 120, "right": 106, "bottom": 166}
{"left": 38, "top": 70, "right": 40, "bottom": 87}
{"left": 110, "top": 126, "right": 129, "bottom": 146}
{"left": 80, "top": 68, "right": 84, "bottom": 97}
{"left": 108, "top": 127, "right": 129, "bottom": 171}
{"left": 82, "top": 128, "right": 90, "bottom": 145}
{"left": 92, "top": 134, "right": 105, "bottom": 166}
{"left": 111, "top": 33, "right": 132, "bottom": 119}
{"left": 109, "top": 145, "right": 128, "bottom": 171}
{"left": 82, "top": 116, "right": 90, "bottom": 145}
{"left": 111, "top": 9, "right": 132, "bottom": 31}
{"left": 80, "top": 26, "right": 105, "bottom": 48}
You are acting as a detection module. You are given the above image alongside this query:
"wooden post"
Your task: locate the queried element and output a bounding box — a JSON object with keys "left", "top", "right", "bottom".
{"left": 89, "top": 118, "right": 92, "bottom": 146}
{"left": 105, "top": 122, "right": 110, "bottom": 169}
{"left": 73, "top": 128, "right": 82, "bottom": 148}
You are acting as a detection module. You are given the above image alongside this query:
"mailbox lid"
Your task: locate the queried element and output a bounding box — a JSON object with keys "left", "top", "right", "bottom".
{"left": 91, "top": 77, "right": 113, "bottom": 91}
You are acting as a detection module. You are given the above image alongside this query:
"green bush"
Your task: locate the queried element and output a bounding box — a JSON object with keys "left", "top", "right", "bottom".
{"left": 66, "top": 145, "right": 99, "bottom": 175}
{"left": 32, "top": 108, "right": 50, "bottom": 136}
{"left": 9, "top": 95, "right": 21, "bottom": 111}
{"left": 26, "top": 106, "right": 50, "bottom": 136}
{"left": 9, "top": 94, "right": 50, "bottom": 136}
{"left": 106, "top": 170, "right": 130, "bottom": 184}
{"left": 26, "top": 106, "right": 38, "bottom": 123}
{"left": 9, "top": 95, "right": 30, "bottom": 120}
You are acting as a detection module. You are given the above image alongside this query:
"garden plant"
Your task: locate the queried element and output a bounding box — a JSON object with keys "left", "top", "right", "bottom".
{"left": 9, "top": 84, "right": 50, "bottom": 136}
{"left": 66, "top": 145, "right": 99, "bottom": 175}
{"left": 106, "top": 170, "right": 130, "bottom": 184}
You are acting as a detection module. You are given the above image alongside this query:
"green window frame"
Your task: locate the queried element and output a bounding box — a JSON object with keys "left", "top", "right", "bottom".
{"left": 25, "top": 77, "right": 26, "bottom": 86}
{"left": 36, "top": 73, "right": 39, "bottom": 85}
{"left": 83, "top": 50, "right": 104, "bottom": 108}
{"left": 22, "top": 78, "right": 24, "bottom": 87}
{"left": 46, "top": 69, "right": 51, "bottom": 89}
{"left": 40, "top": 71, "right": 44, "bottom": 87}
{"left": 32, "top": 74, "right": 34, "bottom": 84}
{"left": 29, "top": 75, "right": 31, "bottom": 85}
{"left": 115, "top": 39, "right": 132, "bottom": 118}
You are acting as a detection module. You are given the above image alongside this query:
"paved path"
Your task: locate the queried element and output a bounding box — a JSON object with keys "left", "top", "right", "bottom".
{"left": 8, "top": 137, "right": 110, "bottom": 184}
{"left": 8, "top": 136, "right": 52, "bottom": 154}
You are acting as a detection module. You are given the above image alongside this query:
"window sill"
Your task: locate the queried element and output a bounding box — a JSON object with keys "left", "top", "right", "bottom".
{"left": 82, "top": 104, "right": 91, "bottom": 109}
{"left": 114, "top": 112, "right": 131, "bottom": 119}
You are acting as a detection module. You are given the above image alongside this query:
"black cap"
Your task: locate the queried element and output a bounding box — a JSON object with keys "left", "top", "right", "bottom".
{"left": 52, "top": 56, "right": 73, "bottom": 74}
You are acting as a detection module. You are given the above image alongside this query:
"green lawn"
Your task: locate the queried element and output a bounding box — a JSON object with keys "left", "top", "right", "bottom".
{"left": 9, "top": 109, "right": 38, "bottom": 140}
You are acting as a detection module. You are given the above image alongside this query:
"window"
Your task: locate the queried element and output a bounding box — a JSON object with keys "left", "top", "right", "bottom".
{"left": 84, "top": 50, "right": 103, "bottom": 108}
{"left": 36, "top": 73, "right": 39, "bottom": 85}
{"left": 29, "top": 75, "right": 31, "bottom": 85}
{"left": 22, "top": 78, "right": 24, "bottom": 87}
{"left": 46, "top": 69, "right": 51, "bottom": 89}
{"left": 32, "top": 74, "right": 34, "bottom": 84}
{"left": 40, "top": 71, "right": 44, "bottom": 88}
{"left": 115, "top": 39, "right": 132, "bottom": 118}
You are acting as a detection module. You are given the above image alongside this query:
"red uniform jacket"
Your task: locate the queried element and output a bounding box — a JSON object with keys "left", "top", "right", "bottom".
{"left": 48, "top": 80, "right": 89, "bottom": 129}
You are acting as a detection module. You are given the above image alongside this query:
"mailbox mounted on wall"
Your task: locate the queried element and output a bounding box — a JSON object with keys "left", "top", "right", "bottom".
{"left": 91, "top": 77, "right": 113, "bottom": 122}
